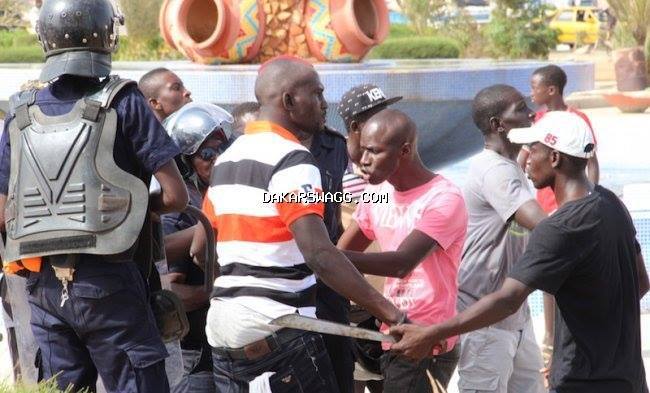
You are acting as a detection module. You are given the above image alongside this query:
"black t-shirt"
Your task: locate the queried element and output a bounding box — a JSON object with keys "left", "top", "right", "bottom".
{"left": 509, "top": 185, "right": 648, "bottom": 393}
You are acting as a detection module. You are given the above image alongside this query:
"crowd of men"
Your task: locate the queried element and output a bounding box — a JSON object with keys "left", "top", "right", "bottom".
{"left": 0, "top": 1, "right": 649, "bottom": 393}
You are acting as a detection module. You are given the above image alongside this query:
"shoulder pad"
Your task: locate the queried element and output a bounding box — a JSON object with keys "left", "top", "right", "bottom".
{"left": 8, "top": 89, "right": 38, "bottom": 114}
{"left": 87, "top": 75, "right": 137, "bottom": 109}
{"left": 323, "top": 125, "right": 346, "bottom": 141}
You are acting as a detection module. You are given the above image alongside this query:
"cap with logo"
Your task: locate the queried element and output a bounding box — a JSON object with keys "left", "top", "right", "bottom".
{"left": 337, "top": 84, "right": 402, "bottom": 124}
{"left": 508, "top": 111, "right": 595, "bottom": 159}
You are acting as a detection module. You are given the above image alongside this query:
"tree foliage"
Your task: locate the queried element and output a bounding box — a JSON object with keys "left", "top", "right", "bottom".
{"left": 0, "top": 0, "right": 29, "bottom": 28}
{"left": 117, "top": 0, "right": 164, "bottom": 41}
{"left": 484, "top": 0, "right": 558, "bottom": 59}
{"left": 394, "top": 0, "right": 447, "bottom": 34}
{"left": 608, "top": 0, "right": 650, "bottom": 47}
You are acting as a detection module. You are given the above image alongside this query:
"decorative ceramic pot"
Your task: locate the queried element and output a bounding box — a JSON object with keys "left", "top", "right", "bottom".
{"left": 160, "top": 0, "right": 265, "bottom": 63}
{"left": 304, "top": 0, "right": 388, "bottom": 62}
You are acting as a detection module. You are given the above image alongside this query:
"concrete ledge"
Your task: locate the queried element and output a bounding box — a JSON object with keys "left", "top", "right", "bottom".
{"left": 566, "top": 91, "right": 611, "bottom": 109}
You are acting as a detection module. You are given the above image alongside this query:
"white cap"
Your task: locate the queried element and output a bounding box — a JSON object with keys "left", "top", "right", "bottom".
{"left": 508, "top": 111, "right": 596, "bottom": 159}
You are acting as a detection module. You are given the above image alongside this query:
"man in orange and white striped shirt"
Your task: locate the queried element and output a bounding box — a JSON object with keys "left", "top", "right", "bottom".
{"left": 191, "top": 56, "right": 404, "bottom": 393}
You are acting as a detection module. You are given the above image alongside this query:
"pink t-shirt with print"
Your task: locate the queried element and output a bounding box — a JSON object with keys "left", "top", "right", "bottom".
{"left": 353, "top": 175, "right": 468, "bottom": 353}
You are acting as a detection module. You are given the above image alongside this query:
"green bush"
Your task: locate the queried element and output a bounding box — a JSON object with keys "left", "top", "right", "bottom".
{"left": 0, "top": 29, "right": 38, "bottom": 48}
{"left": 484, "top": 3, "right": 558, "bottom": 59}
{"left": 114, "top": 36, "right": 183, "bottom": 61}
{"left": 0, "top": 46, "right": 44, "bottom": 63}
{"left": 11, "top": 32, "right": 38, "bottom": 47}
{"left": 370, "top": 36, "right": 461, "bottom": 59}
{"left": 388, "top": 23, "right": 438, "bottom": 39}
{"left": 435, "top": 11, "right": 489, "bottom": 58}
{"left": 388, "top": 24, "right": 417, "bottom": 38}
{"left": 0, "top": 30, "right": 15, "bottom": 47}
{"left": 120, "top": 0, "right": 164, "bottom": 41}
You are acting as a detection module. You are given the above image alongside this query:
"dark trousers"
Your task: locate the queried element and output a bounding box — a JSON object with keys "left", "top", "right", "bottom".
{"left": 381, "top": 345, "right": 460, "bottom": 393}
{"left": 212, "top": 331, "right": 340, "bottom": 393}
{"left": 26, "top": 260, "right": 169, "bottom": 393}
{"left": 316, "top": 281, "right": 355, "bottom": 393}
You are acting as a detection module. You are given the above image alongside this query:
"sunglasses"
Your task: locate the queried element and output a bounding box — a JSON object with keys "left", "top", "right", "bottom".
{"left": 195, "top": 147, "right": 220, "bottom": 162}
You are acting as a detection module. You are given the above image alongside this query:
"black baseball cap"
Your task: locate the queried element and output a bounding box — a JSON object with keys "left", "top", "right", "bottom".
{"left": 337, "top": 84, "right": 402, "bottom": 124}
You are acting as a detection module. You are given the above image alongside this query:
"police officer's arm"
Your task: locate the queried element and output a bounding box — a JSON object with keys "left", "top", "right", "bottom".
{"left": 342, "top": 230, "right": 438, "bottom": 278}
{"left": 150, "top": 160, "right": 188, "bottom": 214}
{"left": 0, "top": 194, "right": 5, "bottom": 233}
{"left": 290, "top": 214, "right": 404, "bottom": 325}
{"left": 0, "top": 121, "right": 10, "bottom": 233}
{"left": 389, "top": 278, "right": 533, "bottom": 360}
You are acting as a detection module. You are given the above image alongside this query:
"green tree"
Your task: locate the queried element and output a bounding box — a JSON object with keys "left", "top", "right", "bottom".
{"left": 0, "top": 0, "right": 29, "bottom": 28}
{"left": 608, "top": 0, "right": 650, "bottom": 47}
{"left": 118, "top": 0, "right": 163, "bottom": 41}
{"left": 395, "top": 0, "right": 447, "bottom": 34}
{"left": 484, "top": 0, "right": 557, "bottom": 59}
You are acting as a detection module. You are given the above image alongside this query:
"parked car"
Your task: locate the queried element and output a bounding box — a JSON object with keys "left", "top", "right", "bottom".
{"left": 549, "top": 6, "right": 600, "bottom": 47}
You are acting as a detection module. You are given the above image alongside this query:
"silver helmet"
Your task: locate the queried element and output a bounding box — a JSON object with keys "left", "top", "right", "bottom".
{"left": 163, "top": 102, "right": 234, "bottom": 156}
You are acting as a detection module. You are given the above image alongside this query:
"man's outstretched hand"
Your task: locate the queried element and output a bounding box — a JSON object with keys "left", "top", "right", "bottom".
{"left": 389, "top": 324, "right": 446, "bottom": 361}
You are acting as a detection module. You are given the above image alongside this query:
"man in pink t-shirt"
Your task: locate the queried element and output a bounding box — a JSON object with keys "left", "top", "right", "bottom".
{"left": 338, "top": 109, "right": 468, "bottom": 392}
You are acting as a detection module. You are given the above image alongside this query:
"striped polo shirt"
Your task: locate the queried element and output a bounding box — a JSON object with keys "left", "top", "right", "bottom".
{"left": 202, "top": 121, "right": 324, "bottom": 319}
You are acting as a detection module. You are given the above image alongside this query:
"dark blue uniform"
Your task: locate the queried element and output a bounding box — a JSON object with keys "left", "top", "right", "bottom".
{"left": 161, "top": 180, "right": 215, "bottom": 392}
{"left": 310, "top": 128, "right": 354, "bottom": 393}
{"left": 0, "top": 76, "right": 180, "bottom": 392}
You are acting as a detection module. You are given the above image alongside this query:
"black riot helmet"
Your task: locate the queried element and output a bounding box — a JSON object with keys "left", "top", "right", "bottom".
{"left": 36, "top": 0, "right": 124, "bottom": 83}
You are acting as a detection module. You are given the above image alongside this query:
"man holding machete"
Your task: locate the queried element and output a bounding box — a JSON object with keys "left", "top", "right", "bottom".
{"left": 190, "top": 55, "right": 405, "bottom": 392}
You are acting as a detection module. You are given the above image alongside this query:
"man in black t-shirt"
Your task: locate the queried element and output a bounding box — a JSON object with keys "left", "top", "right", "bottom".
{"left": 390, "top": 111, "right": 650, "bottom": 393}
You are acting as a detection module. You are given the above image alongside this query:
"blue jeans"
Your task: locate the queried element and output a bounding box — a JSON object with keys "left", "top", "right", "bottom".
{"left": 173, "top": 348, "right": 216, "bottom": 393}
{"left": 212, "top": 331, "right": 340, "bottom": 393}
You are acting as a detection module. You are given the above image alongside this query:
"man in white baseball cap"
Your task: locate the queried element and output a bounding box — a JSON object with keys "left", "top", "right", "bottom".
{"left": 508, "top": 110, "right": 595, "bottom": 163}
{"left": 389, "top": 110, "right": 649, "bottom": 393}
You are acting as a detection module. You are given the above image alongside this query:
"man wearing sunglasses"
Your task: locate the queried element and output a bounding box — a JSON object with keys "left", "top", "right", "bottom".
{"left": 161, "top": 102, "right": 234, "bottom": 393}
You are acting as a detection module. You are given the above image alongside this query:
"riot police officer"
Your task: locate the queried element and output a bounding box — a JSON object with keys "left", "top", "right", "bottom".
{"left": 160, "top": 102, "right": 233, "bottom": 393}
{"left": 309, "top": 124, "right": 352, "bottom": 393}
{"left": 0, "top": 1, "right": 188, "bottom": 391}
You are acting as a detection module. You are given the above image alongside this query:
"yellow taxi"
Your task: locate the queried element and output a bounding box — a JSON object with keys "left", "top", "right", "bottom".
{"left": 549, "top": 6, "right": 600, "bottom": 47}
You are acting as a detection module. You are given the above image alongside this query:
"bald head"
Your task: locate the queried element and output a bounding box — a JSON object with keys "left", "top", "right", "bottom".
{"left": 254, "top": 56, "right": 327, "bottom": 136}
{"left": 363, "top": 108, "right": 417, "bottom": 147}
{"left": 254, "top": 57, "right": 317, "bottom": 105}
{"left": 358, "top": 109, "right": 424, "bottom": 185}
